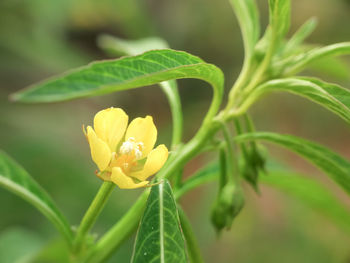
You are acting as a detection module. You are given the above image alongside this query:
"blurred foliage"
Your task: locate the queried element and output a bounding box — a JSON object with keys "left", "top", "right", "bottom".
{"left": 0, "top": 0, "right": 350, "bottom": 262}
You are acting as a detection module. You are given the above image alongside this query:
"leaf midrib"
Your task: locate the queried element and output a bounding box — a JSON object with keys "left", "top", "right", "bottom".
{"left": 159, "top": 183, "right": 164, "bottom": 263}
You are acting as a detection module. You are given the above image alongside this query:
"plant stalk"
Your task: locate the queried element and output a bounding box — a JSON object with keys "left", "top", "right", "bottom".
{"left": 85, "top": 189, "right": 150, "bottom": 263}
{"left": 72, "top": 181, "right": 115, "bottom": 255}
{"left": 178, "top": 207, "right": 204, "bottom": 263}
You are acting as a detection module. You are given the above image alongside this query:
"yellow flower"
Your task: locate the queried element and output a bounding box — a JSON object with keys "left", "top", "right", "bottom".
{"left": 84, "top": 107, "right": 168, "bottom": 189}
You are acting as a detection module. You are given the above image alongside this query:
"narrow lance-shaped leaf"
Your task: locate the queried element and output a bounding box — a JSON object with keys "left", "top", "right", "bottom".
{"left": 11, "top": 49, "right": 223, "bottom": 105}
{"left": 0, "top": 151, "right": 73, "bottom": 245}
{"left": 307, "top": 57, "right": 350, "bottom": 80}
{"left": 283, "top": 17, "right": 318, "bottom": 55}
{"left": 229, "top": 0, "right": 260, "bottom": 58}
{"left": 131, "top": 180, "right": 187, "bottom": 263}
{"left": 242, "top": 77, "right": 350, "bottom": 124}
{"left": 261, "top": 171, "right": 350, "bottom": 234}
{"left": 97, "top": 35, "right": 183, "bottom": 146}
{"left": 235, "top": 132, "right": 350, "bottom": 195}
{"left": 281, "top": 42, "right": 350, "bottom": 75}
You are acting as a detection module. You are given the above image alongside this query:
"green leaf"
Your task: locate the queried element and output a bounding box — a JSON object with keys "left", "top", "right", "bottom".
{"left": 261, "top": 170, "right": 350, "bottom": 234}
{"left": 131, "top": 180, "right": 187, "bottom": 263}
{"left": 283, "top": 17, "right": 318, "bottom": 55}
{"left": 244, "top": 77, "right": 350, "bottom": 124}
{"left": 229, "top": 0, "right": 260, "bottom": 57}
{"left": 0, "top": 151, "right": 73, "bottom": 245}
{"left": 11, "top": 49, "right": 224, "bottom": 104}
{"left": 98, "top": 35, "right": 183, "bottom": 147}
{"left": 235, "top": 132, "right": 350, "bottom": 195}
{"left": 282, "top": 42, "right": 350, "bottom": 75}
{"left": 268, "top": 0, "right": 291, "bottom": 42}
{"left": 307, "top": 57, "right": 350, "bottom": 80}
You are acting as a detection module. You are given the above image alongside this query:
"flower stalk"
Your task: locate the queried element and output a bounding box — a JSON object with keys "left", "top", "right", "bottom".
{"left": 72, "top": 181, "right": 115, "bottom": 255}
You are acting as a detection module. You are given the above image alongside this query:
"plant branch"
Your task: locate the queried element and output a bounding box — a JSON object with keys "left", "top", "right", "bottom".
{"left": 73, "top": 181, "right": 115, "bottom": 254}
{"left": 178, "top": 207, "right": 204, "bottom": 263}
{"left": 85, "top": 189, "right": 150, "bottom": 263}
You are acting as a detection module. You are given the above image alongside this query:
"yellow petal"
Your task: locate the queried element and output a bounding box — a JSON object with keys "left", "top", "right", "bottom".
{"left": 94, "top": 108, "right": 128, "bottom": 151}
{"left": 125, "top": 116, "right": 157, "bottom": 158}
{"left": 87, "top": 126, "right": 112, "bottom": 171}
{"left": 111, "top": 167, "right": 149, "bottom": 189}
{"left": 130, "top": 144, "right": 168, "bottom": 181}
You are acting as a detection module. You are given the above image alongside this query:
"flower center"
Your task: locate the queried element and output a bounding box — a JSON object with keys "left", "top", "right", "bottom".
{"left": 108, "top": 137, "right": 145, "bottom": 174}
{"left": 119, "top": 137, "right": 144, "bottom": 160}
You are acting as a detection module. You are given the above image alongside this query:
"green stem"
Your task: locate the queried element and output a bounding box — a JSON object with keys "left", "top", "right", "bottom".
{"left": 224, "top": 28, "right": 278, "bottom": 119}
{"left": 220, "top": 123, "right": 239, "bottom": 183}
{"left": 173, "top": 168, "right": 184, "bottom": 190}
{"left": 233, "top": 118, "right": 249, "bottom": 160}
{"left": 73, "top": 181, "right": 115, "bottom": 254}
{"left": 178, "top": 207, "right": 204, "bottom": 263}
{"left": 227, "top": 57, "right": 253, "bottom": 110}
{"left": 219, "top": 145, "right": 228, "bottom": 189}
{"left": 157, "top": 77, "right": 224, "bottom": 181}
{"left": 160, "top": 81, "right": 183, "bottom": 148}
{"left": 85, "top": 190, "right": 149, "bottom": 263}
{"left": 243, "top": 27, "right": 277, "bottom": 93}
{"left": 243, "top": 114, "right": 259, "bottom": 151}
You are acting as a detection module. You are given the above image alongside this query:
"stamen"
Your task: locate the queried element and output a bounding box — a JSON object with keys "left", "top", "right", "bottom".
{"left": 119, "top": 137, "right": 144, "bottom": 159}
{"left": 137, "top": 142, "right": 144, "bottom": 150}
{"left": 120, "top": 141, "right": 134, "bottom": 155}
{"left": 135, "top": 149, "right": 142, "bottom": 160}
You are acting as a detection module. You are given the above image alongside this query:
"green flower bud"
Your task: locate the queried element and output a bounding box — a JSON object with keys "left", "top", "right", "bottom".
{"left": 241, "top": 144, "right": 267, "bottom": 192}
{"left": 211, "top": 184, "right": 245, "bottom": 232}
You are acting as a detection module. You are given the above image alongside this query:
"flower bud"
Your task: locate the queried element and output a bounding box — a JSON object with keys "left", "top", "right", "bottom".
{"left": 211, "top": 184, "right": 245, "bottom": 232}
{"left": 241, "top": 144, "right": 267, "bottom": 192}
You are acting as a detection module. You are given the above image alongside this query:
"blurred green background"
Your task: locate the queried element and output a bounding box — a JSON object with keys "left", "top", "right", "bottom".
{"left": 1, "top": 0, "right": 350, "bottom": 262}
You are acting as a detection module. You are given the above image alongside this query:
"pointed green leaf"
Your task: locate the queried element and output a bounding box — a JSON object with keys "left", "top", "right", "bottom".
{"left": 282, "top": 42, "right": 350, "bottom": 75}
{"left": 244, "top": 77, "right": 350, "bottom": 124}
{"left": 283, "top": 17, "right": 318, "bottom": 55}
{"left": 229, "top": 0, "right": 260, "bottom": 57}
{"left": 261, "top": 171, "right": 350, "bottom": 234}
{"left": 11, "top": 49, "right": 223, "bottom": 104}
{"left": 132, "top": 180, "right": 187, "bottom": 263}
{"left": 0, "top": 151, "right": 73, "bottom": 245}
{"left": 235, "top": 132, "right": 350, "bottom": 195}
{"left": 307, "top": 56, "right": 350, "bottom": 80}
